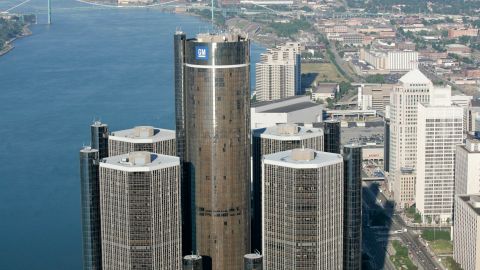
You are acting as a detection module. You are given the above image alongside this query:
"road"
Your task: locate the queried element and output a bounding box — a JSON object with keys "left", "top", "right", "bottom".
{"left": 363, "top": 182, "right": 444, "bottom": 270}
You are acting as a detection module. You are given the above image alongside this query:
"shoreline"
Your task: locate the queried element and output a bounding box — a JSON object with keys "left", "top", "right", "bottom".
{"left": 0, "top": 24, "right": 32, "bottom": 57}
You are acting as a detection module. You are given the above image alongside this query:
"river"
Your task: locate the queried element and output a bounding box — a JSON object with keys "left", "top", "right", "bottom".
{"left": 0, "top": 1, "right": 264, "bottom": 269}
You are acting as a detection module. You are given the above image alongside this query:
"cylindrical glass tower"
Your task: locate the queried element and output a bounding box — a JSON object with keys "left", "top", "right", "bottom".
{"left": 183, "top": 255, "right": 203, "bottom": 270}
{"left": 324, "top": 119, "right": 341, "bottom": 154}
{"left": 243, "top": 253, "right": 262, "bottom": 270}
{"left": 90, "top": 121, "right": 109, "bottom": 159}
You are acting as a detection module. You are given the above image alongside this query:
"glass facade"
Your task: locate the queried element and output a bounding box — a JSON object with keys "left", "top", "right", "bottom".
{"left": 90, "top": 121, "right": 109, "bottom": 159}
{"left": 183, "top": 255, "right": 203, "bottom": 270}
{"left": 324, "top": 120, "right": 341, "bottom": 154}
{"left": 80, "top": 147, "right": 102, "bottom": 270}
{"left": 244, "top": 254, "right": 262, "bottom": 270}
{"left": 343, "top": 145, "right": 362, "bottom": 270}
{"left": 180, "top": 34, "right": 251, "bottom": 270}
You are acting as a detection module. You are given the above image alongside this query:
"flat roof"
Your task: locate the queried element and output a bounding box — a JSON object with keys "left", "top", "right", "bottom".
{"left": 109, "top": 126, "right": 175, "bottom": 143}
{"left": 251, "top": 96, "right": 303, "bottom": 108}
{"left": 262, "top": 102, "right": 320, "bottom": 113}
{"left": 264, "top": 149, "right": 343, "bottom": 169}
{"left": 100, "top": 152, "right": 179, "bottom": 172}
{"left": 458, "top": 194, "right": 480, "bottom": 215}
{"left": 259, "top": 125, "right": 323, "bottom": 140}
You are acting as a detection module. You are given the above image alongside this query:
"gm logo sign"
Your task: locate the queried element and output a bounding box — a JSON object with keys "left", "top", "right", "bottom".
{"left": 195, "top": 46, "right": 208, "bottom": 60}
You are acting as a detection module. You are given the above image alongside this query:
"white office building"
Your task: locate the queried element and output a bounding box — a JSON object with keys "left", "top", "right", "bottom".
{"left": 256, "top": 42, "right": 301, "bottom": 101}
{"left": 453, "top": 194, "right": 480, "bottom": 270}
{"left": 416, "top": 88, "right": 464, "bottom": 223}
{"left": 360, "top": 49, "right": 418, "bottom": 71}
{"left": 455, "top": 137, "right": 480, "bottom": 195}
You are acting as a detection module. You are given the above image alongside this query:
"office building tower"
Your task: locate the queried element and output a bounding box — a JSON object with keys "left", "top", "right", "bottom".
{"left": 99, "top": 152, "right": 182, "bottom": 269}
{"left": 108, "top": 126, "right": 176, "bottom": 157}
{"left": 251, "top": 124, "right": 324, "bottom": 251}
{"left": 324, "top": 119, "right": 341, "bottom": 154}
{"left": 244, "top": 254, "right": 262, "bottom": 270}
{"left": 455, "top": 137, "right": 480, "bottom": 195}
{"left": 343, "top": 144, "right": 362, "bottom": 270}
{"left": 453, "top": 194, "right": 480, "bottom": 270}
{"left": 91, "top": 121, "right": 109, "bottom": 159}
{"left": 262, "top": 149, "right": 344, "bottom": 270}
{"left": 183, "top": 255, "right": 203, "bottom": 270}
{"left": 175, "top": 33, "right": 251, "bottom": 270}
{"left": 416, "top": 88, "right": 463, "bottom": 223}
{"left": 255, "top": 42, "right": 301, "bottom": 101}
{"left": 389, "top": 70, "right": 431, "bottom": 208}
{"left": 79, "top": 146, "right": 102, "bottom": 270}
{"left": 384, "top": 117, "right": 390, "bottom": 172}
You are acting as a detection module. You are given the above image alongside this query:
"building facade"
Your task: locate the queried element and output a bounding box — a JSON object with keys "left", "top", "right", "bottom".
{"left": 251, "top": 124, "right": 324, "bottom": 252}
{"left": 108, "top": 126, "right": 176, "bottom": 157}
{"left": 91, "top": 121, "right": 109, "bottom": 159}
{"left": 262, "top": 149, "right": 344, "bottom": 270}
{"left": 389, "top": 70, "right": 431, "bottom": 208}
{"left": 455, "top": 137, "right": 480, "bottom": 195}
{"left": 80, "top": 147, "right": 102, "bottom": 270}
{"left": 453, "top": 194, "right": 480, "bottom": 270}
{"left": 99, "top": 152, "right": 182, "bottom": 270}
{"left": 416, "top": 90, "right": 463, "bottom": 223}
{"left": 176, "top": 33, "right": 251, "bottom": 270}
{"left": 255, "top": 42, "right": 301, "bottom": 102}
{"left": 324, "top": 119, "right": 341, "bottom": 154}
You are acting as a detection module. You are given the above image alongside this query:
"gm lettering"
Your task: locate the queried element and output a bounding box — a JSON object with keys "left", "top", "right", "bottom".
{"left": 196, "top": 46, "right": 208, "bottom": 60}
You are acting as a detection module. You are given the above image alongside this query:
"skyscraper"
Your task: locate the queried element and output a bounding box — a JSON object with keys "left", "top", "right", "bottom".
{"left": 343, "top": 144, "right": 362, "bottom": 270}
{"left": 251, "top": 124, "right": 324, "bottom": 251}
{"left": 389, "top": 70, "right": 431, "bottom": 208}
{"left": 324, "top": 119, "right": 341, "bottom": 154}
{"left": 262, "top": 149, "right": 344, "bottom": 269}
{"left": 183, "top": 255, "right": 203, "bottom": 270}
{"left": 99, "top": 152, "right": 182, "bottom": 269}
{"left": 79, "top": 146, "right": 102, "bottom": 270}
{"left": 455, "top": 136, "right": 480, "bottom": 195}
{"left": 243, "top": 253, "right": 263, "bottom": 270}
{"left": 416, "top": 88, "right": 463, "bottom": 223}
{"left": 255, "top": 42, "right": 302, "bottom": 101}
{"left": 91, "top": 121, "right": 109, "bottom": 159}
{"left": 453, "top": 194, "right": 480, "bottom": 270}
{"left": 175, "top": 32, "right": 251, "bottom": 269}
{"left": 108, "top": 126, "right": 176, "bottom": 156}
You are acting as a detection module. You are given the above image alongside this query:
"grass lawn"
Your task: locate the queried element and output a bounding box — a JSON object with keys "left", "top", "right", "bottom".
{"left": 405, "top": 206, "right": 422, "bottom": 223}
{"left": 301, "top": 63, "right": 347, "bottom": 85}
{"left": 430, "top": 239, "right": 453, "bottom": 255}
{"left": 390, "top": 240, "right": 418, "bottom": 270}
{"left": 422, "top": 230, "right": 450, "bottom": 241}
{"left": 442, "top": 257, "right": 463, "bottom": 270}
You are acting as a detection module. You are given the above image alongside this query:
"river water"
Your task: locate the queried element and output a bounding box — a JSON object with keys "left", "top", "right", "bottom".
{"left": 0, "top": 1, "right": 264, "bottom": 269}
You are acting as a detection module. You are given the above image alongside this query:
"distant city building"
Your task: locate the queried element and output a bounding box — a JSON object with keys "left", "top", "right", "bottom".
{"left": 243, "top": 253, "right": 263, "bottom": 270}
{"left": 183, "top": 255, "right": 203, "bottom": 270}
{"left": 453, "top": 194, "right": 480, "bottom": 270}
{"left": 79, "top": 146, "right": 102, "bottom": 270}
{"left": 99, "top": 152, "right": 181, "bottom": 269}
{"left": 117, "top": 0, "right": 153, "bottom": 5}
{"left": 251, "top": 96, "right": 323, "bottom": 129}
{"left": 357, "top": 84, "right": 393, "bottom": 111}
{"left": 416, "top": 88, "right": 464, "bottom": 223}
{"left": 324, "top": 119, "right": 341, "bottom": 154}
{"left": 91, "top": 121, "right": 109, "bottom": 159}
{"left": 455, "top": 137, "right": 480, "bottom": 195}
{"left": 389, "top": 70, "right": 432, "bottom": 208}
{"left": 175, "top": 33, "right": 251, "bottom": 270}
{"left": 446, "top": 44, "right": 471, "bottom": 57}
{"left": 251, "top": 124, "right": 324, "bottom": 251}
{"left": 360, "top": 49, "right": 418, "bottom": 71}
{"left": 343, "top": 144, "right": 362, "bottom": 270}
{"left": 452, "top": 94, "right": 473, "bottom": 133}
{"left": 108, "top": 126, "right": 176, "bottom": 156}
{"left": 262, "top": 149, "right": 344, "bottom": 270}
{"left": 468, "top": 100, "right": 480, "bottom": 132}
{"left": 448, "top": 28, "right": 478, "bottom": 39}
{"left": 256, "top": 42, "right": 301, "bottom": 101}
{"left": 311, "top": 83, "right": 338, "bottom": 102}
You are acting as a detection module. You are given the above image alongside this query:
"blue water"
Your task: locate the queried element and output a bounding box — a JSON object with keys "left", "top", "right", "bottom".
{"left": 0, "top": 1, "right": 264, "bottom": 269}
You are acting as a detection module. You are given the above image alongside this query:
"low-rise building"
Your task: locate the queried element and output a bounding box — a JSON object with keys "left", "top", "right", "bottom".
{"left": 448, "top": 28, "right": 478, "bottom": 39}
{"left": 311, "top": 83, "right": 338, "bottom": 102}
{"left": 357, "top": 84, "right": 393, "bottom": 111}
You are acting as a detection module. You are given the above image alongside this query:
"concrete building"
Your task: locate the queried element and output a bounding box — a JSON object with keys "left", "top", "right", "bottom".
{"left": 79, "top": 147, "right": 102, "bottom": 270}
{"left": 453, "top": 194, "right": 480, "bottom": 270}
{"left": 255, "top": 42, "right": 301, "bottom": 101}
{"left": 251, "top": 124, "right": 324, "bottom": 251}
{"left": 311, "top": 83, "right": 338, "bottom": 102}
{"left": 455, "top": 137, "right": 480, "bottom": 195}
{"left": 448, "top": 28, "right": 478, "bottom": 38}
{"left": 468, "top": 100, "right": 480, "bottom": 132}
{"left": 99, "top": 152, "right": 182, "bottom": 269}
{"left": 389, "top": 70, "right": 432, "bottom": 208}
{"left": 416, "top": 88, "right": 464, "bottom": 223}
{"left": 357, "top": 84, "right": 393, "bottom": 111}
{"left": 251, "top": 96, "right": 323, "bottom": 129}
{"left": 108, "top": 126, "right": 176, "bottom": 157}
{"left": 175, "top": 32, "right": 251, "bottom": 270}
{"left": 360, "top": 49, "right": 418, "bottom": 71}
{"left": 262, "top": 149, "right": 344, "bottom": 270}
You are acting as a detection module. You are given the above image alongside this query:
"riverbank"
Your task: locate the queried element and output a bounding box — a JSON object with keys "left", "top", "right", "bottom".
{"left": 0, "top": 24, "right": 32, "bottom": 57}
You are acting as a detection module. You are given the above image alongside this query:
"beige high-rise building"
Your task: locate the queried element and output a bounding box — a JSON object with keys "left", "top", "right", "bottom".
{"left": 416, "top": 87, "right": 464, "bottom": 223}
{"left": 389, "top": 70, "right": 432, "bottom": 208}
{"left": 453, "top": 194, "right": 480, "bottom": 270}
{"left": 262, "top": 148, "right": 343, "bottom": 270}
{"left": 455, "top": 137, "right": 480, "bottom": 195}
{"left": 108, "top": 126, "right": 176, "bottom": 156}
{"left": 99, "top": 152, "right": 181, "bottom": 270}
{"left": 255, "top": 42, "right": 301, "bottom": 101}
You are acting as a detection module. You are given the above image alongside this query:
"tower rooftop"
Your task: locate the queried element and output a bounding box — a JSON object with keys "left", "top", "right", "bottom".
{"left": 100, "top": 152, "right": 179, "bottom": 171}
{"left": 109, "top": 126, "right": 175, "bottom": 143}
{"left": 258, "top": 124, "right": 323, "bottom": 140}
{"left": 399, "top": 69, "right": 432, "bottom": 85}
{"left": 264, "top": 149, "right": 342, "bottom": 168}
